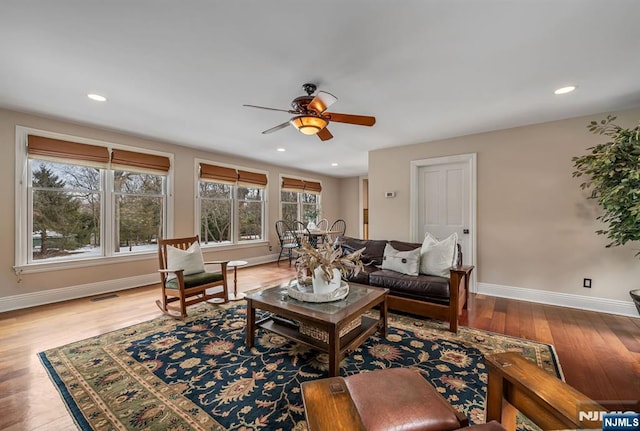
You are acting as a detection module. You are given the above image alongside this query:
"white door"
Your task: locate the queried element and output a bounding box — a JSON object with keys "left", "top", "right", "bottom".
{"left": 410, "top": 154, "right": 476, "bottom": 290}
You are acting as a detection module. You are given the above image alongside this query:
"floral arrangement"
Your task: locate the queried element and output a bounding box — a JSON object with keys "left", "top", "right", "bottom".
{"left": 295, "top": 238, "right": 365, "bottom": 284}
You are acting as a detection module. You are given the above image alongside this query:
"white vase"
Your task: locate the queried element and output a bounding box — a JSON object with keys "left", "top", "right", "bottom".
{"left": 312, "top": 267, "right": 342, "bottom": 295}
{"left": 307, "top": 221, "right": 317, "bottom": 230}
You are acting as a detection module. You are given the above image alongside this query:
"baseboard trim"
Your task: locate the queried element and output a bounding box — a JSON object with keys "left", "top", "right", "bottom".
{"left": 0, "top": 254, "right": 285, "bottom": 313}
{"left": 0, "top": 274, "right": 159, "bottom": 313}
{"left": 477, "top": 282, "right": 638, "bottom": 318}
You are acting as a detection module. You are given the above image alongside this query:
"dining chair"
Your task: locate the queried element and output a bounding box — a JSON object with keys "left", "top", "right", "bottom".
{"left": 314, "top": 218, "right": 329, "bottom": 245}
{"left": 316, "top": 218, "right": 329, "bottom": 231}
{"left": 329, "top": 219, "right": 347, "bottom": 242}
{"left": 293, "top": 220, "right": 316, "bottom": 248}
{"left": 275, "top": 220, "right": 302, "bottom": 265}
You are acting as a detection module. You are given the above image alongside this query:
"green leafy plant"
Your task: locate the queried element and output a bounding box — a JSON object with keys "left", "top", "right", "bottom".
{"left": 295, "top": 238, "right": 365, "bottom": 283}
{"left": 304, "top": 209, "right": 320, "bottom": 222}
{"left": 572, "top": 115, "right": 640, "bottom": 253}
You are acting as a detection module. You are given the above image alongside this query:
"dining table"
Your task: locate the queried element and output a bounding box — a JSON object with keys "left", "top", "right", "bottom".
{"left": 296, "top": 229, "right": 340, "bottom": 246}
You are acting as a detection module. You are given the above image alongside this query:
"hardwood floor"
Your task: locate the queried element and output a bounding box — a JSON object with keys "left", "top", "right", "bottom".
{"left": 0, "top": 262, "right": 638, "bottom": 430}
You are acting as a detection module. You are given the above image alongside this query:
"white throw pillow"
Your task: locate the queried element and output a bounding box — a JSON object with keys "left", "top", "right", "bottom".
{"left": 381, "top": 243, "right": 420, "bottom": 276}
{"left": 419, "top": 232, "right": 458, "bottom": 278}
{"left": 166, "top": 241, "right": 205, "bottom": 280}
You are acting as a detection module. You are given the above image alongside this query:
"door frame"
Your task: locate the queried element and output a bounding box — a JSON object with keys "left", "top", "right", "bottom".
{"left": 409, "top": 153, "right": 477, "bottom": 291}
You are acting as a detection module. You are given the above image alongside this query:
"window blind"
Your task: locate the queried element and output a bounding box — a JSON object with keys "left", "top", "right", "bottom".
{"left": 200, "top": 163, "right": 238, "bottom": 184}
{"left": 281, "top": 177, "right": 306, "bottom": 193}
{"left": 111, "top": 149, "right": 171, "bottom": 174}
{"left": 237, "top": 170, "right": 268, "bottom": 187}
{"left": 304, "top": 180, "right": 322, "bottom": 194}
{"left": 27, "top": 135, "right": 110, "bottom": 167}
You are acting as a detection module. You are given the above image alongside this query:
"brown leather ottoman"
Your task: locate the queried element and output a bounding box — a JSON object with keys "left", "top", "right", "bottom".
{"left": 302, "top": 367, "right": 494, "bottom": 431}
{"left": 344, "top": 368, "right": 469, "bottom": 431}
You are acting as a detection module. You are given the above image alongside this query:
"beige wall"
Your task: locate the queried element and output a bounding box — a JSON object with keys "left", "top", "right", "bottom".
{"left": 337, "top": 176, "right": 360, "bottom": 237}
{"left": 0, "top": 108, "right": 344, "bottom": 300}
{"left": 369, "top": 106, "right": 640, "bottom": 303}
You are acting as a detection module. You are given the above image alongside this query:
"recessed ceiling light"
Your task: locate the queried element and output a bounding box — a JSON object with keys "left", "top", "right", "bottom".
{"left": 331, "top": 163, "right": 338, "bottom": 167}
{"left": 276, "top": 148, "right": 286, "bottom": 152}
{"left": 87, "top": 93, "right": 107, "bottom": 102}
{"left": 554, "top": 86, "right": 576, "bottom": 95}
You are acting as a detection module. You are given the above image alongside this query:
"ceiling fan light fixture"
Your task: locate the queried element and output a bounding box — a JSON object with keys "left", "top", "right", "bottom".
{"left": 290, "top": 115, "right": 328, "bottom": 135}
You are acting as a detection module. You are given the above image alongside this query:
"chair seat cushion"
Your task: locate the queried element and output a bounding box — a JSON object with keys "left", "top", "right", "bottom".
{"left": 165, "top": 271, "right": 224, "bottom": 290}
{"left": 344, "top": 368, "right": 465, "bottom": 431}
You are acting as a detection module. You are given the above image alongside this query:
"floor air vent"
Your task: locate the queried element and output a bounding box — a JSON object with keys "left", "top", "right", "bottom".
{"left": 91, "top": 294, "right": 118, "bottom": 302}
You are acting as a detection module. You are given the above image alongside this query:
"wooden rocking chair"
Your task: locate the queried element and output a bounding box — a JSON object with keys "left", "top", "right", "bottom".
{"left": 157, "top": 235, "right": 229, "bottom": 318}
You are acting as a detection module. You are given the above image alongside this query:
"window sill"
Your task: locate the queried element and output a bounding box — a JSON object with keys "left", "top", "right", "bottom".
{"left": 14, "top": 251, "right": 158, "bottom": 275}
{"left": 200, "top": 240, "right": 268, "bottom": 252}
{"left": 14, "top": 241, "right": 270, "bottom": 274}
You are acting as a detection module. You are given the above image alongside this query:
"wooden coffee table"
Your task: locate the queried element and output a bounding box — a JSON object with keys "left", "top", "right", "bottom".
{"left": 245, "top": 282, "right": 388, "bottom": 377}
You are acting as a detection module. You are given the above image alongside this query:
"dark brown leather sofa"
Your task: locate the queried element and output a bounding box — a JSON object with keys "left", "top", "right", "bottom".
{"left": 336, "top": 236, "right": 474, "bottom": 332}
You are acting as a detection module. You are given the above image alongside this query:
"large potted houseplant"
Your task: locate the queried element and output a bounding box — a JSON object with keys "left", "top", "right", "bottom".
{"left": 295, "top": 238, "right": 364, "bottom": 295}
{"left": 572, "top": 115, "right": 640, "bottom": 314}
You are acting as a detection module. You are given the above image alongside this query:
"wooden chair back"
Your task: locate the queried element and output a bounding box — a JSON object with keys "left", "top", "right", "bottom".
{"left": 158, "top": 235, "right": 199, "bottom": 283}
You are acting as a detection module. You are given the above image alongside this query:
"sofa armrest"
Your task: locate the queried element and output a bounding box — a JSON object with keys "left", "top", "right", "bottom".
{"left": 448, "top": 265, "right": 474, "bottom": 332}
{"left": 451, "top": 265, "right": 474, "bottom": 277}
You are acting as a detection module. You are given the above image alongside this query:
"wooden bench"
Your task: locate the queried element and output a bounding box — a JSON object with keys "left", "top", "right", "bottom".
{"left": 485, "top": 352, "right": 606, "bottom": 430}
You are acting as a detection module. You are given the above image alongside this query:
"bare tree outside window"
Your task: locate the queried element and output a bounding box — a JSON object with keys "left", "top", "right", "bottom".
{"left": 238, "top": 186, "right": 263, "bottom": 241}
{"left": 280, "top": 190, "right": 320, "bottom": 224}
{"left": 114, "top": 171, "right": 165, "bottom": 253}
{"left": 200, "top": 182, "right": 232, "bottom": 243}
{"left": 199, "top": 181, "right": 264, "bottom": 244}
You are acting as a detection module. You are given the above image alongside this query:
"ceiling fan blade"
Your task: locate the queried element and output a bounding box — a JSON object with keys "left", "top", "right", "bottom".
{"left": 243, "top": 104, "right": 294, "bottom": 114}
{"left": 324, "top": 112, "right": 376, "bottom": 127}
{"left": 262, "top": 121, "right": 291, "bottom": 134}
{"left": 317, "top": 127, "right": 333, "bottom": 141}
{"left": 308, "top": 91, "right": 337, "bottom": 114}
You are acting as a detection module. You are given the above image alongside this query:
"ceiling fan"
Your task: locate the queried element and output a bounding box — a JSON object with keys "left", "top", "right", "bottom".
{"left": 243, "top": 83, "right": 376, "bottom": 141}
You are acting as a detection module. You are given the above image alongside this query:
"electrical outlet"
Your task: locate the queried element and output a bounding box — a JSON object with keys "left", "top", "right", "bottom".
{"left": 268, "top": 245, "right": 273, "bottom": 252}
{"left": 583, "top": 278, "right": 592, "bottom": 288}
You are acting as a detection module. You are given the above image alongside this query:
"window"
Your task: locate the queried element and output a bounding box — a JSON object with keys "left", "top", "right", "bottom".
{"left": 113, "top": 171, "right": 165, "bottom": 253}
{"left": 31, "top": 160, "right": 103, "bottom": 261}
{"left": 280, "top": 176, "right": 322, "bottom": 223}
{"left": 16, "top": 130, "right": 172, "bottom": 268}
{"left": 198, "top": 162, "right": 267, "bottom": 245}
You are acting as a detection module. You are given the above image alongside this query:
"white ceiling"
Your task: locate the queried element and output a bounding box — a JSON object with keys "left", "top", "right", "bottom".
{"left": 2, "top": 1, "right": 640, "bottom": 177}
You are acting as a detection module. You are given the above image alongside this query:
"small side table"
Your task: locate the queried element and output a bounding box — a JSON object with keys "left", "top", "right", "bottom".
{"left": 227, "top": 260, "right": 248, "bottom": 301}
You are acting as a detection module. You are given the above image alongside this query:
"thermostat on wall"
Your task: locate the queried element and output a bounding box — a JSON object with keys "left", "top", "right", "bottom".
{"left": 385, "top": 191, "right": 396, "bottom": 198}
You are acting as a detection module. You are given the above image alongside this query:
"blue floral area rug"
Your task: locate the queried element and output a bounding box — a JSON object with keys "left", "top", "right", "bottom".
{"left": 39, "top": 302, "right": 561, "bottom": 431}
